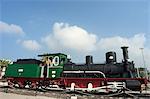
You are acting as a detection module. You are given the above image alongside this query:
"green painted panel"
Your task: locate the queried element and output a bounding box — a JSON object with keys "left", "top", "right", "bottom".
{"left": 48, "top": 68, "right": 63, "bottom": 79}
{"left": 5, "top": 64, "right": 41, "bottom": 78}
{"left": 59, "top": 54, "right": 68, "bottom": 66}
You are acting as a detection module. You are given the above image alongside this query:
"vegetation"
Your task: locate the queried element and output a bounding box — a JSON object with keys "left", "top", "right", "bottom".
{"left": 136, "top": 67, "right": 150, "bottom": 79}
{"left": 0, "top": 59, "right": 12, "bottom": 68}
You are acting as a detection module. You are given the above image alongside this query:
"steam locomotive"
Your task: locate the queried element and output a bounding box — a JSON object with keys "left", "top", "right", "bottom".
{"left": 4, "top": 46, "right": 147, "bottom": 93}
{"left": 63, "top": 47, "right": 135, "bottom": 78}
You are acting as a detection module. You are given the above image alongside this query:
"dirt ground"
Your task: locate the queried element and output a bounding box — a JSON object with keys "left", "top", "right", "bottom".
{"left": 0, "top": 92, "right": 57, "bottom": 99}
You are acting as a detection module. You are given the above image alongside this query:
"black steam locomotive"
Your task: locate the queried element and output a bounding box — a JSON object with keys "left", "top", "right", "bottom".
{"left": 63, "top": 47, "right": 136, "bottom": 78}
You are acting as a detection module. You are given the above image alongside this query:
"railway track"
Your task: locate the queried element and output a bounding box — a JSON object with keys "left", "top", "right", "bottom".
{"left": 0, "top": 80, "right": 150, "bottom": 98}
{"left": 0, "top": 85, "right": 150, "bottom": 99}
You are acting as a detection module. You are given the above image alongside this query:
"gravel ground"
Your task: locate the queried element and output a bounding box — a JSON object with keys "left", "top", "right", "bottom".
{"left": 0, "top": 87, "right": 150, "bottom": 99}
{"left": 0, "top": 92, "right": 57, "bottom": 99}
{"left": 0, "top": 88, "right": 72, "bottom": 99}
{"left": 0, "top": 87, "right": 116, "bottom": 99}
{"left": 0, "top": 81, "right": 150, "bottom": 99}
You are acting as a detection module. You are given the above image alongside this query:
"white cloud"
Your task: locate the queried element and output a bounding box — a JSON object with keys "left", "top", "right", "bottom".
{"left": 0, "top": 21, "right": 25, "bottom": 35}
{"left": 97, "top": 34, "right": 145, "bottom": 50}
{"left": 42, "top": 22, "right": 97, "bottom": 52}
{"left": 21, "top": 40, "right": 41, "bottom": 51}
{"left": 96, "top": 34, "right": 150, "bottom": 70}
{"left": 42, "top": 22, "right": 150, "bottom": 70}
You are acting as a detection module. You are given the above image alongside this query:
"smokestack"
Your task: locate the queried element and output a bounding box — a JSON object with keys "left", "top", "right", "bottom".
{"left": 86, "top": 55, "right": 93, "bottom": 65}
{"left": 121, "top": 46, "right": 129, "bottom": 62}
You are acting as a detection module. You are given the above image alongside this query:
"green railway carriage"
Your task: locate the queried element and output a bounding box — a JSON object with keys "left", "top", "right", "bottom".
{"left": 4, "top": 53, "right": 68, "bottom": 88}
{"left": 5, "top": 53, "right": 68, "bottom": 79}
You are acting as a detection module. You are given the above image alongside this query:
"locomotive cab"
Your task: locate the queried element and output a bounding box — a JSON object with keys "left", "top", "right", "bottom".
{"left": 38, "top": 53, "right": 68, "bottom": 79}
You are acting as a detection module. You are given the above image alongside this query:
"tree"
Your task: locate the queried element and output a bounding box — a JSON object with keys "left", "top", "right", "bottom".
{"left": 0, "top": 59, "right": 12, "bottom": 79}
{"left": 0, "top": 59, "right": 12, "bottom": 68}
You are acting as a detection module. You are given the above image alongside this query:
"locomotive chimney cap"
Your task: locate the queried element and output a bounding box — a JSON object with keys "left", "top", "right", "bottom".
{"left": 121, "top": 46, "right": 128, "bottom": 49}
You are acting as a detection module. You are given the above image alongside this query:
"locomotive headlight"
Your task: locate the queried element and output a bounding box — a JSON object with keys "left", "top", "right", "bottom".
{"left": 109, "top": 56, "right": 113, "bottom": 59}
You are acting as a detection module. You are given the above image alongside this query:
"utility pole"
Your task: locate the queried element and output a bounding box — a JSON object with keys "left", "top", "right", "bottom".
{"left": 140, "top": 48, "right": 148, "bottom": 79}
{"left": 137, "top": 68, "right": 140, "bottom": 78}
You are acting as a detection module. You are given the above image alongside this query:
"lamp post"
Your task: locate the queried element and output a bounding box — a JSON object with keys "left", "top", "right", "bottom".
{"left": 140, "top": 48, "right": 148, "bottom": 79}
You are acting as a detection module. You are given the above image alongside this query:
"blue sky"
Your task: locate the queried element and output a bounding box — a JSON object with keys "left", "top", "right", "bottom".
{"left": 0, "top": 0, "right": 150, "bottom": 68}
